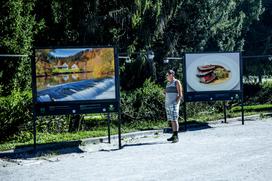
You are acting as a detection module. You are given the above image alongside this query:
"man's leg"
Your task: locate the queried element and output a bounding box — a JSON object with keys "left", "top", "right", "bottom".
{"left": 167, "top": 105, "right": 179, "bottom": 142}
{"left": 167, "top": 120, "right": 179, "bottom": 142}
{"left": 171, "top": 120, "right": 179, "bottom": 132}
{"left": 171, "top": 120, "right": 179, "bottom": 143}
{"left": 167, "top": 120, "right": 175, "bottom": 141}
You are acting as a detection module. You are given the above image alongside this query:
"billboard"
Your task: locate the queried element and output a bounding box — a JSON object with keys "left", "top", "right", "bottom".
{"left": 32, "top": 47, "right": 120, "bottom": 115}
{"left": 184, "top": 52, "right": 242, "bottom": 102}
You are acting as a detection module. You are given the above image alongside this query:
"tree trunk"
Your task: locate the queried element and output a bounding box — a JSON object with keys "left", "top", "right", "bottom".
{"left": 68, "top": 114, "right": 81, "bottom": 132}
{"left": 258, "top": 74, "right": 262, "bottom": 84}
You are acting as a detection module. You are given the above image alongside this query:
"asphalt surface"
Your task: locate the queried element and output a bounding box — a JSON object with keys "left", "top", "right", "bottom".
{"left": 1, "top": 117, "right": 272, "bottom": 181}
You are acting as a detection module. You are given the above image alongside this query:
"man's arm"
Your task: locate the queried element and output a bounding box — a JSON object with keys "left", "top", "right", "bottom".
{"left": 176, "top": 80, "right": 183, "bottom": 102}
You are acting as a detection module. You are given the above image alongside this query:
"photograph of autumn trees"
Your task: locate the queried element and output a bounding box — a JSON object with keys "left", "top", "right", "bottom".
{"left": 35, "top": 48, "right": 116, "bottom": 102}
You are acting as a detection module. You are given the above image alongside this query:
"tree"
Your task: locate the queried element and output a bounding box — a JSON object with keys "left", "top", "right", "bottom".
{"left": 0, "top": 0, "right": 44, "bottom": 94}
{"left": 1, "top": 0, "right": 265, "bottom": 91}
{"left": 243, "top": 0, "right": 272, "bottom": 82}
{"left": 155, "top": 0, "right": 263, "bottom": 84}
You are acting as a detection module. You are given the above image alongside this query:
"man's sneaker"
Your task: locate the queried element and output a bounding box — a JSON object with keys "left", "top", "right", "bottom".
{"left": 172, "top": 136, "right": 179, "bottom": 143}
{"left": 167, "top": 136, "right": 174, "bottom": 141}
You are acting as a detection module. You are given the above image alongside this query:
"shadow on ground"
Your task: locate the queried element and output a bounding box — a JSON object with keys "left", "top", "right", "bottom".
{"left": 99, "top": 141, "right": 169, "bottom": 152}
{"left": 123, "top": 141, "right": 169, "bottom": 147}
{"left": 0, "top": 141, "right": 84, "bottom": 160}
{"left": 0, "top": 121, "right": 214, "bottom": 159}
{"left": 164, "top": 120, "right": 212, "bottom": 133}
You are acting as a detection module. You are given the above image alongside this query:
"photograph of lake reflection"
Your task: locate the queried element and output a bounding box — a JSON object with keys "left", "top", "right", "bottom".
{"left": 35, "top": 47, "right": 116, "bottom": 102}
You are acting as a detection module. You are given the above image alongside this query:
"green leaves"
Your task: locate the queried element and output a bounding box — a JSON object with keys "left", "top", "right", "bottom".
{"left": 121, "top": 79, "right": 165, "bottom": 122}
{"left": 0, "top": 0, "right": 45, "bottom": 92}
{"left": 0, "top": 90, "right": 32, "bottom": 142}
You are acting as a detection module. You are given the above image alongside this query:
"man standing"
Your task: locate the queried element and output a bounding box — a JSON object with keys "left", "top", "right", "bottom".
{"left": 165, "top": 69, "right": 183, "bottom": 143}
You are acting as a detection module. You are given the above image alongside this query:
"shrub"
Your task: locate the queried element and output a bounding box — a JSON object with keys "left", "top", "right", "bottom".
{"left": 186, "top": 102, "right": 219, "bottom": 118}
{"left": 257, "top": 81, "right": 272, "bottom": 103}
{"left": 121, "top": 79, "right": 165, "bottom": 122}
{"left": 0, "top": 90, "right": 32, "bottom": 142}
{"left": 243, "top": 81, "right": 272, "bottom": 104}
{"left": 35, "top": 115, "right": 71, "bottom": 133}
{"left": 120, "top": 79, "right": 226, "bottom": 123}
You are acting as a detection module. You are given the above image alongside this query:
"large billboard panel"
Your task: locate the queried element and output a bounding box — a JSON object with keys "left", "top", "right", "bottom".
{"left": 32, "top": 47, "right": 119, "bottom": 115}
{"left": 184, "top": 52, "right": 242, "bottom": 102}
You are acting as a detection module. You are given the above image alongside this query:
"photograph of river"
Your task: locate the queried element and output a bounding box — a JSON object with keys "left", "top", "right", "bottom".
{"left": 34, "top": 47, "right": 116, "bottom": 102}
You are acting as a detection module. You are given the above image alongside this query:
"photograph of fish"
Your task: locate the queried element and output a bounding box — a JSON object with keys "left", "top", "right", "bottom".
{"left": 196, "top": 64, "right": 231, "bottom": 84}
{"left": 35, "top": 48, "right": 116, "bottom": 102}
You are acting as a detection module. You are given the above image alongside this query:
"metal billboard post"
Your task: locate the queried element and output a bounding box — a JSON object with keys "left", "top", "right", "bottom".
{"left": 118, "top": 109, "right": 122, "bottom": 149}
{"left": 183, "top": 101, "right": 187, "bottom": 131}
{"left": 223, "top": 101, "right": 227, "bottom": 123}
{"left": 241, "top": 97, "right": 245, "bottom": 125}
{"left": 33, "top": 108, "right": 37, "bottom": 152}
{"left": 107, "top": 112, "right": 111, "bottom": 144}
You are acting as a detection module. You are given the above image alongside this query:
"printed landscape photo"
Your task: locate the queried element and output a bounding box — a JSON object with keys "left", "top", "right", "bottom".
{"left": 35, "top": 48, "right": 116, "bottom": 102}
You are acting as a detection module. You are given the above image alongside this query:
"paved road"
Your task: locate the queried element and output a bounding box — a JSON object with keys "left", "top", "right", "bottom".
{"left": 1, "top": 117, "right": 272, "bottom": 181}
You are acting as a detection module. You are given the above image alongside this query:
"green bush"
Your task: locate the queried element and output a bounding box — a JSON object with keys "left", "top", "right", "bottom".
{"left": 243, "top": 81, "right": 272, "bottom": 104}
{"left": 120, "top": 79, "right": 228, "bottom": 123}
{"left": 257, "top": 81, "right": 272, "bottom": 103}
{"left": 185, "top": 101, "right": 219, "bottom": 117}
{"left": 0, "top": 90, "right": 32, "bottom": 142}
{"left": 35, "top": 115, "right": 71, "bottom": 133}
{"left": 121, "top": 79, "right": 165, "bottom": 122}
{"left": 11, "top": 131, "right": 33, "bottom": 143}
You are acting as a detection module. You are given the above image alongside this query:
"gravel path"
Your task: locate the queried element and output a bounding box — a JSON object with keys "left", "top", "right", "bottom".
{"left": 1, "top": 117, "right": 272, "bottom": 181}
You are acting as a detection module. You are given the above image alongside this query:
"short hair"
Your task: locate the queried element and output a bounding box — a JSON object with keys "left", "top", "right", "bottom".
{"left": 167, "top": 69, "right": 175, "bottom": 75}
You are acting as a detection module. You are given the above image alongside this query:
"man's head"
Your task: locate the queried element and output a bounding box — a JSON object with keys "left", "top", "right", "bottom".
{"left": 166, "top": 69, "right": 175, "bottom": 81}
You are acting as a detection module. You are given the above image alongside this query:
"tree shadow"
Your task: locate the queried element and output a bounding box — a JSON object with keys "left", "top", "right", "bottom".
{"left": 164, "top": 120, "right": 212, "bottom": 133}
{"left": 0, "top": 141, "right": 84, "bottom": 160}
{"left": 184, "top": 121, "right": 212, "bottom": 131}
{"left": 123, "top": 141, "right": 169, "bottom": 147}
{"left": 99, "top": 141, "right": 169, "bottom": 152}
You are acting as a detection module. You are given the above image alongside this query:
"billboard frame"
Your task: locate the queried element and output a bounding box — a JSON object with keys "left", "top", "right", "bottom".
{"left": 181, "top": 52, "right": 244, "bottom": 129}
{"left": 31, "top": 46, "right": 120, "bottom": 115}
{"left": 31, "top": 46, "right": 122, "bottom": 150}
{"left": 183, "top": 52, "right": 243, "bottom": 102}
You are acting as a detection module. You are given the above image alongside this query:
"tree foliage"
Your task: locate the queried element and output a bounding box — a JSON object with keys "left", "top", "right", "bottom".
{"left": 0, "top": 0, "right": 44, "bottom": 94}
{"left": 0, "top": 0, "right": 264, "bottom": 91}
{"left": 243, "top": 0, "right": 272, "bottom": 80}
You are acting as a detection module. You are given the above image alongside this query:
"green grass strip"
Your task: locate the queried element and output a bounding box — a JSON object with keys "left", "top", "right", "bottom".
{"left": 0, "top": 111, "right": 262, "bottom": 152}
{"left": 231, "top": 104, "right": 272, "bottom": 112}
